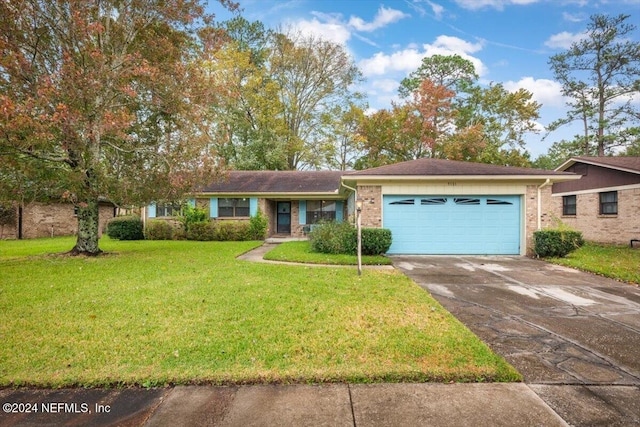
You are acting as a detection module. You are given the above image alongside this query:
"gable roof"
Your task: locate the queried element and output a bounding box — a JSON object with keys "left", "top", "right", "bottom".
{"left": 556, "top": 156, "right": 640, "bottom": 175}
{"left": 346, "top": 158, "right": 577, "bottom": 180}
{"left": 202, "top": 170, "right": 344, "bottom": 195}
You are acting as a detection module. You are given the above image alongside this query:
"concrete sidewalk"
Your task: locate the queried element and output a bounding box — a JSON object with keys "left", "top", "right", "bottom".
{"left": 0, "top": 383, "right": 568, "bottom": 426}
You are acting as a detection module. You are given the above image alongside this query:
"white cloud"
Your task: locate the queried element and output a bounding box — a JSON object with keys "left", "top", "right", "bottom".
{"left": 503, "top": 77, "right": 565, "bottom": 108}
{"left": 359, "top": 35, "right": 487, "bottom": 77}
{"left": 453, "top": 0, "right": 540, "bottom": 10}
{"left": 427, "top": 1, "right": 445, "bottom": 20}
{"left": 372, "top": 78, "right": 401, "bottom": 93}
{"left": 288, "top": 16, "right": 352, "bottom": 45}
{"left": 348, "top": 5, "right": 410, "bottom": 32}
{"left": 562, "top": 12, "right": 586, "bottom": 23}
{"left": 359, "top": 48, "right": 425, "bottom": 76}
{"left": 544, "top": 31, "right": 586, "bottom": 49}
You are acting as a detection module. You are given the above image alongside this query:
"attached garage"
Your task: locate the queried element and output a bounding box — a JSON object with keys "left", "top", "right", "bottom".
{"left": 343, "top": 158, "right": 581, "bottom": 256}
{"left": 383, "top": 194, "right": 521, "bottom": 254}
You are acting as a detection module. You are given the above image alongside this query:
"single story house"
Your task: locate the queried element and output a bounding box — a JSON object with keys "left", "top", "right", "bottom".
{"left": 552, "top": 156, "right": 640, "bottom": 245}
{"left": 146, "top": 158, "right": 579, "bottom": 255}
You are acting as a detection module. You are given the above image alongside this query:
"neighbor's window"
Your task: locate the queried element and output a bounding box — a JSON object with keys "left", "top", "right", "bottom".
{"left": 218, "top": 198, "right": 250, "bottom": 217}
{"left": 562, "top": 195, "right": 576, "bottom": 216}
{"left": 599, "top": 191, "right": 617, "bottom": 215}
{"left": 306, "top": 200, "right": 336, "bottom": 224}
{"left": 156, "top": 203, "right": 181, "bottom": 217}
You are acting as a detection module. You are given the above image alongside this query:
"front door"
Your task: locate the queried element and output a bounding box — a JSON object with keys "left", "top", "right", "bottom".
{"left": 276, "top": 202, "right": 291, "bottom": 234}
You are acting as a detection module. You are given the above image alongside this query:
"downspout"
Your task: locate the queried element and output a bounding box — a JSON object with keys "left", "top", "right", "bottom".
{"left": 340, "top": 181, "right": 357, "bottom": 226}
{"left": 537, "top": 179, "right": 551, "bottom": 230}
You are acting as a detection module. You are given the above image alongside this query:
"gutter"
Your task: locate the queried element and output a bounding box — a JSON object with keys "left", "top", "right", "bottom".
{"left": 340, "top": 180, "right": 357, "bottom": 225}
{"left": 537, "top": 179, "right": 551, "bottom": 230}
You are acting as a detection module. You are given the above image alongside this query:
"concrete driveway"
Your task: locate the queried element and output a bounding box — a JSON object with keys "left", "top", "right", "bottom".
{"left": 393, "top": 255, "right": 640, "bottom": 427}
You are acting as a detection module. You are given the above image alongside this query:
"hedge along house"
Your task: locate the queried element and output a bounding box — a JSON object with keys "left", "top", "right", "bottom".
{"left": 552, "top": 156, "right": 640, "bottom": 245}
{"left": 145, "top": 170, "right": 347, "bottom": 238}
{"left": 144, "top": 158, "right": 579, "bottom": 255}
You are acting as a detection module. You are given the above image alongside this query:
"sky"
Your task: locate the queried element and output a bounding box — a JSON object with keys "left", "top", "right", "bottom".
{"left": 208, "top": 0, "right": 640, "bottom": 159}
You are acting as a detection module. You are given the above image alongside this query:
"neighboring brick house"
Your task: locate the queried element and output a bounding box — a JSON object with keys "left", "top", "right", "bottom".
{"left": 0, "top": 201, "right": 116, "bottom": 240}
{"left": 552, "top": 156, "right": 640, "bottom": 245}
{"left": 146, "top": 158, "right": 578, "bottom": 255}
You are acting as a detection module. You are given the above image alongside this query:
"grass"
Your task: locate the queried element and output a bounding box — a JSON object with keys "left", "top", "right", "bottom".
{"left": 0, "top": 237, "right": 520, "bottom": 388}
{"left": 263, "top": 240, "right": 393, "bottom": 265}
{"left": 547, "top": 242, "right": 640, "bottom": 285}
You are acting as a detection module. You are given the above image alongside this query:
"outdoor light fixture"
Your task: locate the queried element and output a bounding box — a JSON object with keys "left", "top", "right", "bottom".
{"left": 356, "top": 197, "right": 363, "bottom": 276}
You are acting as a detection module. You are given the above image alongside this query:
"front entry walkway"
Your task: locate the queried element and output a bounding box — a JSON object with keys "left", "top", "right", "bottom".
{"left": 393, "top": 255, "right": 640, "bottom": 426}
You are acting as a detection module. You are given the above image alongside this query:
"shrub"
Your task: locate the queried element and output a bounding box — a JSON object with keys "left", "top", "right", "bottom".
{"left": 533, "top": 229, "right": 584, "bottom": 258}
{"left": 309, "top": 221, "right": 355, "bottom": 254}
{"left": 145, "top": 220, "right": 174, "bottom": 240}
{"left": 361, "top": 228, "right": 393, "bottom": 255}
{"left": 248, "top": 209, "right": 268, "bottom": 240}
{"left": 106, "top": 216, "right": 144, "bottom": 240}
{"left": 181, "top": 205, "right": 208, "bottom": 233}
{"left": 213, "top": 220, "right": 251, "bottom": 241}
{"left": 186, "top": 221, "right": 216, "bottom": 241}
{"left": 309, "top": 222, "right": 393, "bottom": 255}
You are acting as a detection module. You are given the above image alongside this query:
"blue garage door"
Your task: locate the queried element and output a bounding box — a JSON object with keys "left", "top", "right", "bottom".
{"left": 383, "top": 195, "right": 521, "bottom": 255}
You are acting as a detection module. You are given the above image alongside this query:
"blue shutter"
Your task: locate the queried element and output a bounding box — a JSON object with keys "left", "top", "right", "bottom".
{"left": 335, "top": 201, "right": 344, "bottom": 222}
{"left": 148, "top": 203, "right": 156, "bottom": 218}
{"left": 209, "top": 198, "right": 218, "bottom": 218}
{"left": 250, "top": 198, "right": 258, "bottom": 216}
{"left": 299, "top": 200, "right": 307, "bottom": 225}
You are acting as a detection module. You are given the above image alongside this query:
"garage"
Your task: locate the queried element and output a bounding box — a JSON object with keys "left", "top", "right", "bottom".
{"left": 383, "top": 195, "right": 521, "bottom": 255}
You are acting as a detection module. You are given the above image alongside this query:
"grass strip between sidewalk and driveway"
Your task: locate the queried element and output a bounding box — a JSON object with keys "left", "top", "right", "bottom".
{"left": 0, "top": 237, "right": 520, "bottom": 388}
{"left": 263, "top": 240, "right": 392, "bottom": 265}
{"left": 547, "top": 242, "right": 640, "bottom": 285}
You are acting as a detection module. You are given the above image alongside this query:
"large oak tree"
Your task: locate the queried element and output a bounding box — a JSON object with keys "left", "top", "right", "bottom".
{"left": 0, "top": 0, "right": 236, "bottom": 254}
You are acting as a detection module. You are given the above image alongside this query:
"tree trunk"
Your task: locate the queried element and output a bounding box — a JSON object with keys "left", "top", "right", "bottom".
{"left": 70, "top": 197, "right": 102, "bottom": 256}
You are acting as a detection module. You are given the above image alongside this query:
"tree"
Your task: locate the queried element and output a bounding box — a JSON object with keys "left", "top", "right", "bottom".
{"left": 270, "top": 31, "right": 362, "bottom": 170}
{"left": 209, "top": 20, "right": 362, "bottom": 170}
{"left": 548, "top": 14, "right": 640, "bottom": 156}
{"left": 0, "top": 0, "right": 237, "bottom": 255}
{"left": 399, "top": 54, "right": 477, "bottom": 99}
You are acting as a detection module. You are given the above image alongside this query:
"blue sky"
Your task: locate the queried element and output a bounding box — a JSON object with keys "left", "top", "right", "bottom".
{"left": 209, "top": 0, "right": 640, "bottom": 159}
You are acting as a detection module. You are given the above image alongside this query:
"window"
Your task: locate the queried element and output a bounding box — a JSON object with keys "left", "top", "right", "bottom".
{"left": 599, "top": 191, "right": 617, "bottom": 215}
{"left": 487, "top": 199, "right": 513, "bottom": 205}
{"left": 218, "top": 198, "right": 250, "bottom": 217}
{"left": 421, "top": 198, "right": 447, "bottom": 205}
{"left": 306, "top": 200, "right": 336, "bottom": 224}
{"left": 562, "top": 195, "right": 576, "bottom": 216}
{"left": 390, "top": 199, "right": 415, "bottom": 205}
{"left": 156, "top": 203, "right": 181, "bottom": 217}
{"left": 454, "top": 198, "right": 480, "bottom": 205}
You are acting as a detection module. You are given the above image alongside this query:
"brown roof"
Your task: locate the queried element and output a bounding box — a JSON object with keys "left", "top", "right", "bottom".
{"left": 557, "top": 156, "right": 640, "bottom": 174}
{"left": 202, "top": 170, "right": 344, "bottom": 194}
{"left": 347, "top": 158, "right": 575, "bottom": 177}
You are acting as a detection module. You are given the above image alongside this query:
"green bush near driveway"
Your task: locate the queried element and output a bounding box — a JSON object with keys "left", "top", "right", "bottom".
{"left": 310, "top": 221, "right": 392, "bottom": 255}
{"left": 0, "top": 237, "right": 519, "bottom": 387}
{"left": 533, "top": 229, "right": 584, "bottom": 258}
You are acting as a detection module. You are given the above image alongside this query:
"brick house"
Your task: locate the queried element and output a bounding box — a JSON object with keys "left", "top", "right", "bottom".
{"left": 0, "top": 201, "right": 116, "bottom": 240}
{"left": 552, "top": 156, "right": 640, "bottom": 245}
{"left": 146, "top": 158, "right": 578, "bottom": 255}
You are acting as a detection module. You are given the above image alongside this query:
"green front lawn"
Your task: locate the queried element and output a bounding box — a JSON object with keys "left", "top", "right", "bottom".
{"left": 263, "top": 240, "right": 392, "bottom": 265}
{"left": 0, "top": 237, "right": 519, "bottom": 387}
{"left": 547, "top": 242, "right": 640, "bottom": 284}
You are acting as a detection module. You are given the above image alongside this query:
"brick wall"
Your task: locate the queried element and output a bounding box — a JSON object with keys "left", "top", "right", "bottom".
{"left": 551, "top": 187, "right": 640, "bottom": 244}
{"left": 525, "top": 185, "right": 554, "bottom": 255}
{"left": 7, "top": 202, "right": 115, "bottom": 239}
{"left": 357, "top": 185, "right": 382, "bottom": 228}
